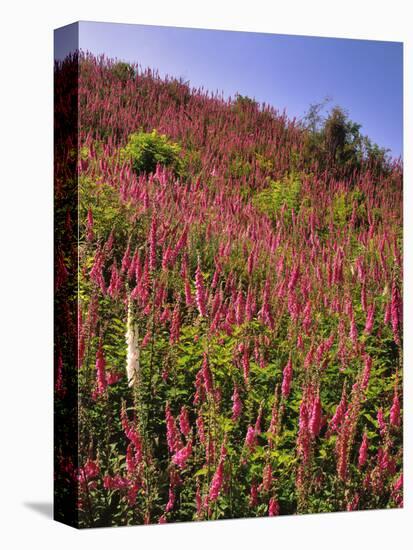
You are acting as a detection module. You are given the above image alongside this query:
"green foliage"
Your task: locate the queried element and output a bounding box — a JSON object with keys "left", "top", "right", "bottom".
{"left": 120, "top": 130, "right": 183, "bottom": 176}
{"left": 233, "top": 94, "right": 259, "bottom": 112}
{"left": 332, "top": 187, "right": 367, "bottom": 227}
{"left": 302, "top": 103, "right": 391, "bottom": 176}
{"left": 228, "top": 154, "right": 253, "bottom": 179}
{"left": 232, "top": 94, "right": 260, "bottom": 131}
{"left": 79, "top": 176, "right": 138, "bottom": 243}
{"left": 253, "top": 174, "right": 302, "bottom": 221}
{"left": 110, "top": 61, "right": 135, "bottom": 83}
{"left": 255, "top": 152, "right": 275, "bottom": 175}
{"left": 165, "top": 77, "right": 191, "bottom": 108}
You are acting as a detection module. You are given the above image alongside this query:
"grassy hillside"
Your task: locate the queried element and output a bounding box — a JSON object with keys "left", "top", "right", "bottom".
{"left": 54, "top": 53, "right": 403, "bottom": 526}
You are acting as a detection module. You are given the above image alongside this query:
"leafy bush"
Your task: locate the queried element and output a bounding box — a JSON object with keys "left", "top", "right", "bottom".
{"left": 332, "top": 187, "right": 367, "bottom": 227}
{"left": 302, "top": 103, "right": 391, "bottom": 177}
{"left": 110, "top": 61, "right": 135, "bottom": 83}
{"left": 228, "top": 154, "right": 253, "bottom": 179}
{"left": 253, "top": 175, "right": 302, "bottom": 220}
{"left": 233, "top": 94, "right": 259, "bottom": 112}
{"left": 121, "top": 130, "right": 183, "bottom": 176}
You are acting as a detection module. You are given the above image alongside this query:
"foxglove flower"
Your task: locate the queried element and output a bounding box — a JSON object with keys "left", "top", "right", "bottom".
{"left": 126, "top": 301, "right": 140, "bottom": 387}
{"left": 358, "top": 431, "right": 368, "bottom": 467}
{"left": 281, "top": 357, "right": 293, "bottom": 398}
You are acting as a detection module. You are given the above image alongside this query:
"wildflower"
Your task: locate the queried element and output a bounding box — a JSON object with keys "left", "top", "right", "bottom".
{"left": 364, "top": 303, "right": 375, "bottom": 334}
{"left": 86, "top": 208, "right": 94, "bottom": 241}
{"left": 121, "top": 410, "right": 143, "bottom": 463}
{"left": 309, "top": 393, "right": 322, "bottom": 438}
{"left": 202, "top": 352, "right": 213, "bottom": 394}
{"left": 149, "top": 215, "right": 157, "bottom": 272}
{"left": 245, "top": 287, "right": 254, "bottom": 321}
{"left": 259, "top": 464, "right": 273, "bottom": 493}
{"left": 245, "top": 425, "right": 257, "bottom": 451}
{"left": 126, "top": 443, "right": 137, "bottom": 474}
{"left": 195, "top": 259, "right": 207, "bottom": 316}
{"left": 297, "top": 400, "right": 310, "bottom": 463}
{"left": 391, "top": 279, "right": 401, "bottom": 345}
{"left": 95, "top": 340, "right": 107, "bottom": 395}
{"left": 250, "top": 484, "right": 258, "bottom": 507}
{"left": 254, "top": 405, "right": 263, "bottom": 435}
{"left": 169, "top": 302, "right": 181, "bottom": 344}
{"left": 358, "top": 431, "right": 368, "bottom": 467}
{"left": 126, "top": 302, "right": 140, "bottom": 387}
{"left": 349, "top": 316, "right": 358, "bottom": 345}
{"left": 347, "top": 493, "right": 360, "bottom": 511}
{"left": 235, "top": 289, "right": 245, "bottom": 325}
{"left": 302, "top": 300, "right": 312, "bottom": 333}
{"left": 165, "top": 470, "right": 180, "bottom": 513}
{"left": 196, "top": 483, "right": 203, "bottom": 515}
{"left": 184, "top": 278, "right": 194, "bottom": 307}
{"left": 390, "top": 391, "right": 401, "bottom": 427}
{"left": 231, "top": 385, "right": 242, "bottom": 421}
{"left": 281, "top": 357, "right": 293, "bottom": 398}
{"left": 121, "top": 241, "right": 132, "bottom": 274}
{"left": 336, "top": 423, "right": 350, "bottom": 481}
{"left": 242, "top": 345, "right": 250, "bottom": 382}
{"left": 179, "top": 406, "right": 191, "bottom": 437}
{"left": 377, "top": 408, "right": 387, "bottom": 437}
{"left": 172, "top": 439, "right": 192, "bottom": 469}
{"left": 384, "top": 301, "right": 391, "bottom": 325}
{"left": 361, "top": 355, "right": 372, "bottom": 390}
{"left": 393, "top": 473, "right": 403, "bottom": 492}
{"left": 107, "top": 261, "right": 121, "bottom": 298}
{"left": 83, "top": 459, "right": 100, "bottom": 480}
{"left": 268, "top": 497, "right": 280, "bottom": 516}
{"left": 196, "top": 414, "right": 206, "bottom": 444}
{"left": 165, "top": 403, "right": 181, "bottom": 454}
{"left": 89, "top": 248, "right": 106, "bottom": 293}
{"left": 329, "top": 385, "right": 347, "bottom": 433}
{"left": 288, "top": 263, "right": 300, "bottom": 292}
{"left": 209, "top": 460, "right": 224, "bottom": 501}
{"left": 259, "top": 280, "right": 274, "bottom": 329}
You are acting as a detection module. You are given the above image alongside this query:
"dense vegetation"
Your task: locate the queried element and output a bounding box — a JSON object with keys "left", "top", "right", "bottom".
{"left": 55, "top": 54, "right": 403, "bottom": 527}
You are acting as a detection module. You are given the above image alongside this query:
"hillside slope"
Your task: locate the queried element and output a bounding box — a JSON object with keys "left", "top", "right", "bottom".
{"left": 54, "top": 54, "right": 403, "bottom": 526}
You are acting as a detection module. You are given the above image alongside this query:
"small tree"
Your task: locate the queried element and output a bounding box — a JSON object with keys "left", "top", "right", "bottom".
{"left": 302, "top": 102, "right": 391, "bottom": 176}
{"left": 302, "top": 96, "right": 331, "bottom": 134}
{"left": 324, "top": 107, "right": 348, "bottom": 165}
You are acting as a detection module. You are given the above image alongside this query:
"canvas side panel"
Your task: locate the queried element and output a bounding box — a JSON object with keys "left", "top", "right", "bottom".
{"left": 54, "top": 22, "right": 80, "bottom": 529}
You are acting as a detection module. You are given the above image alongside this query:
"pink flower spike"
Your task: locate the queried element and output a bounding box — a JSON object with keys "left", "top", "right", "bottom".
{"left": 309, "top": 393, "right": 322, "bottom": 438}
{"left": 209, "top": 461, "right": 224, "bottom": 502}
{"left": 231, "top": 385, "right": 242, "bottom": 421}
{"left": 358, "top": 431, "right": 368, "bottom": 467}
{"left": 390, "top": 391, "right": 401, "bottom": 427}
{"left": 268, "top": 497, "right": 280, "bottom": 516}
{"left": 172, "top": 440, "right": 192, "bottom": 469}
{"left": 281, "top": 358, "right": 293, "bottom": 398}
{"left": 195, "top": 259, "right": 207, "bottom": 317}
{"left": 179, "top": 406, "right": 191, "bottom": 437}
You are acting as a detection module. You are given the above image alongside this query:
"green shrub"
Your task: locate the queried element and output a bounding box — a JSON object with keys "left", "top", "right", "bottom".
{"left": 228, "top": 154, "right": 252, "bottom": 179}
{"left": 253, "top": 175, "right": 302, "bottom": 221}
{"left": 110, "top": 61, "right": 135, "bottom": 83}
{"left": 233, "top": 94, "right": 259, "bottom": 112}
{"left": 255, "top": 152, "right": 275, "bottom": 175}
{"left": 332, "top": 187, "right": 367, "bottom": 227}
{"left": 121, "top": 130, "right": 183, "bottom": 176}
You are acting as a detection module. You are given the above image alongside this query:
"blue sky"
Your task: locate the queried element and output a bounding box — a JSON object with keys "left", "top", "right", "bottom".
{"left": 56, "top": 21, "right": 403, "bottom": 158}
